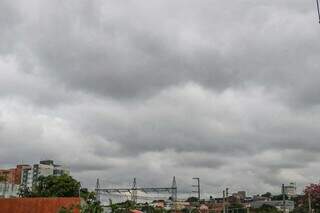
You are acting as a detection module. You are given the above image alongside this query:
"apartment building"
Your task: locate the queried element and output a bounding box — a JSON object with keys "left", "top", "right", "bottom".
{"left": 1, "top": 160, "right": 69, "bottom": 198}
{"left": 21, "top": 160, "right": 70, "bottom": 188}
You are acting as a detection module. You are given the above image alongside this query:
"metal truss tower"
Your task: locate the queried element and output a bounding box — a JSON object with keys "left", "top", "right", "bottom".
{"left": 131, "top": 177, "right": 137, "bottom": 203}
{"left": 192, "top": 177, "right": 200, "bottom": 200}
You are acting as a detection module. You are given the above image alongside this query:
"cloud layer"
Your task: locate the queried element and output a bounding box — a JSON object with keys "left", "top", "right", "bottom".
{"left": 1, "top": 0, "right": 320, "bottom": 197}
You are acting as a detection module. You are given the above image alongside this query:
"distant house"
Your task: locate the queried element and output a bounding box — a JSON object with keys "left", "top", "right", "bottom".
{"left": 151, "top": 200, "right": 165, "bottom": 208}
{"left": 210, "top": 203, "right": 224, "bottom": 213}
{"left": 199, "top": 204, "right": 209, "bottom": 213}
{"left": 130, "top": 210, "right": 144, "bottom": 213}
{"left": 251, "top": 200, "right": 294, "bottom": 212}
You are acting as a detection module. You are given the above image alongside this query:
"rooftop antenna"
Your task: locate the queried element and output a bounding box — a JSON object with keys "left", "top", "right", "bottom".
{"left": 316, "top": 0, "right": 320, "bottom": 23}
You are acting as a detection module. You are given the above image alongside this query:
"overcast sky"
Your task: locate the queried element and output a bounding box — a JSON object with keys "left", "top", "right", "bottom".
{"left": 1, "top": 0, "right": 320, "bottom": 198}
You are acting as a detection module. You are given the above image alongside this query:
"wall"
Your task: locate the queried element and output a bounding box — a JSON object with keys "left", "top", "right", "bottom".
{"left": 0, "top": 197, "right": 81, "bottom": 213}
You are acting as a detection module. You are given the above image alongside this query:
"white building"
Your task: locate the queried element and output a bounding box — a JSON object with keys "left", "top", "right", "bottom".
{"left": 0, "top": 183, "right": 18, "bottom": 198}
{"left": 21, "top": 160, "right": 70, "bottom": 189}
{"left": 284, "top": 183, "right": 296, "bottom": 197}
{"left": 251, "top": 200, "right": 294, "bottom": 212}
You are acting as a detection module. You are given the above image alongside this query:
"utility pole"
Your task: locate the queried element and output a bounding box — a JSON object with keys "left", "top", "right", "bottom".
{"left": 171, "top": 176, "right": 177, "bottom": 202}
{"left": 282, "top": 184, "right": 286, "bottom": 213}
{"left": 95, "top": 178, "right": 100, "bottom": 202}
{"left": 308, "top": 191, "right": 312, "bottom": 213}
{"left": 192, "top": 177, "right": 200, "bottom": 201}
{"left": 131, "top": 177, "right": 137, "bottom": 204}
{"left": 226, "top": 188, "right": 229, "bottom": 213}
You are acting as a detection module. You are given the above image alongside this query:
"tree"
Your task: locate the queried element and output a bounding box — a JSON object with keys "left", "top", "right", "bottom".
{"left": 18, "top": 185, "right": 33, "bottom": 197}
{"left": 80, "top": 191, "right": 103, "bottom": 213}
{"left": 30, "top": 174, "right": 80, "bottom": 197}
{"left": 0, "top": 175, "right": 7, "bottom": 182}
{"left": 303, "top": 183, "right": 320, "bottom": 211}
{"left": 262, "top": 192, "right": 272, "bottom": 198}
{"left": 186, "top": 197, "right": 199, "bottom": 203}
{"left": 271, "top": 194, "right": 288, "bottom": 201}
{"left": 255, "top": 204, "right": 279, "bottom": 213}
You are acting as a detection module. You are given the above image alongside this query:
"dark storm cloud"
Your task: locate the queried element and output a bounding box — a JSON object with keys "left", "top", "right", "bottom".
{"left": 1, "top": 0, "right": 320, "bottom": 195}
{"left": 2, "top": 0, "right": 319, "bottom": 103}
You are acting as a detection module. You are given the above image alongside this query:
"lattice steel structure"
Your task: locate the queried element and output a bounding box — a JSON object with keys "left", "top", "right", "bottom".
{"left": 96, "top": 176, "right": 177, "bottom": 203}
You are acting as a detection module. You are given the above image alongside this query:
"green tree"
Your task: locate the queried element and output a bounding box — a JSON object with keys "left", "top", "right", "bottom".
{"left": 32, "top": 174, "right": 80, "bottom": 197}
{"left": 255, "top": 204, "right": 279, "bottom": 213}
{"left": 80, "top": 191, "right": 103, "bottom": 213}
{"left": 261, "top": 192, "right": 272, "bottom": 198}
{"left": 271, "top": 194, "right": 288, "bottom": 201}
{"left": 186, "top": 197, "right": 199, "bottom": 203}
{"left": 0, "top": 175, "right": 7, "bottom": 182}
{"left": 18, "top": 185, "right": 33, "bottom": 197}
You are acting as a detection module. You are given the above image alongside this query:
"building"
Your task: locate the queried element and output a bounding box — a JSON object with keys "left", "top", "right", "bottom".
{"left": 0, "top": 183, "right": 19, "bottom": 198}
{"left": 251, "top": 200, "right": 294, "bottom": 212}
{"left": 199, "top": 204, "right": 209, "bottom": 213}
{"left": 209, "top": 203, "right": 224, "bottom": 213}
{"left": 21, "top": 160, "right": 70, "bottom": 188}
{"left": 231, "top": 191, "right": 247, "bottom": 202}
{"left": 237, "top": 191, "right": 246, "bottom": 200}
{"left": 284, "top": 183, "right": 296, "bottom": 197}
{"left": 0, "top": 165, "right": 31, "bottom": 198}
{"left": 252, "top": 195, "right": 271, "bottom": 202}
{"left": 1, "top": 160, "right": 69, "bottom": 198}
{"left": 0, "top": 165, "right": 30, "bottom": 185}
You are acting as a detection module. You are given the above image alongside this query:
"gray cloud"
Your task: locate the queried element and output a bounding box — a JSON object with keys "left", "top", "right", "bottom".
{"left": 1, "top": 0, "right": 320, "bottom": 197}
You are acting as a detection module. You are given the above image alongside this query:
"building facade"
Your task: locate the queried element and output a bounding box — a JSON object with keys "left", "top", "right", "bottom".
{"left": 21, "top": 160, "right": 70, "bottom": 188}
{"left": 251, "top": 200, "right": 295, "bottom": 212}
{"left": 1, "top": 160, "right": 69, "bottom": 198}
{"left": 284, "top": 183, "right": 297, "bottom": 197}
{"left": 0, "top": 165, "right": 31, "bottom": 198}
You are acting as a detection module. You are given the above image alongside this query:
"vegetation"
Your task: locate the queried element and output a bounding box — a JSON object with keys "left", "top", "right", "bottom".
{"left": 271, "top": 194, "right": 288, "bottom": 201}
{"left": 253, "top": 204, "right": 279, "bottom": 213}
{"left": 0, "top": 175, "right": 7, "bottom": 182}
{"left": 304, "top": 183, "right": 320, "bottom": 211}
{"left": 261, "top": 192, "right": 272, "bottom": 198}
{"left": 18, "top": 185, "right": 33, "bottom": 197}
{"left": 80, "top": 190, "right": 103, "bottom": 213}
{"left": 228, "top": 203, "right": 246, "bottom": 213}
{"left": 17, "top": 174, "right": 103, "bottom": 213}
{"left": 58, "top": 190, "right": 103, "bottom": 213}
{"left": 19, "top": 174, "right": 80, "bottom": 197}
{"left": 291, "top": 183, "right": 320, "bottom": 213}
{"left": 109, "top": 200, "right": 136, "bottom": 213}
{"left": 186, "top": 197, "right": 199, "bottom": 203}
